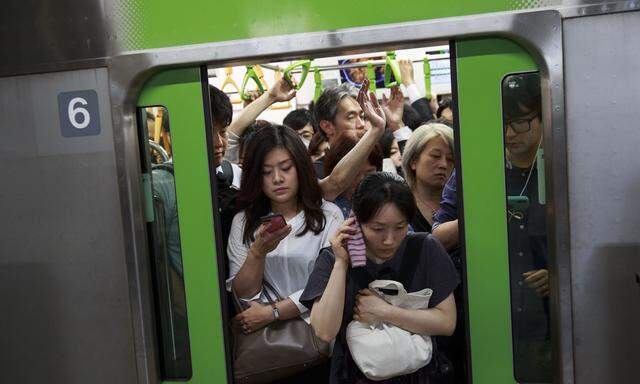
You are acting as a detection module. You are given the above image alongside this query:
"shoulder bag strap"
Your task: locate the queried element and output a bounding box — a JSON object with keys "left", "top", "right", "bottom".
{"left": 398, "top": 233, "right": 427, "bottom": 287}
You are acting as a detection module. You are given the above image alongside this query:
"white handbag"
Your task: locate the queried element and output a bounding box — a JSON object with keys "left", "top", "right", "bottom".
{"left": 346, "top": 279, "right": 433, "bottom": 381}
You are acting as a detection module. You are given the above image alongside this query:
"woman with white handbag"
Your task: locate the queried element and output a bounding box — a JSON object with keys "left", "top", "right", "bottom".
{"left": 300, "top": 172, "right": 460, "bottom": 383}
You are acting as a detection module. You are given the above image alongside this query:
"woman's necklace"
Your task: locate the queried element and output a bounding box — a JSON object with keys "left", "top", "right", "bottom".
{"left": 415, "top": 194, "right": 439, "bottom": 221}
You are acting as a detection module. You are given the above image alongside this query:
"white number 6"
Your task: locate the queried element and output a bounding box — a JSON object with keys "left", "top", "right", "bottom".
{"left": 68, "top": 97, "right": 91, "bottom": 129}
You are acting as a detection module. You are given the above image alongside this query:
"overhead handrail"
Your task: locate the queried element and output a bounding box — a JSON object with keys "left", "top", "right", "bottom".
{"left": 269, "top": 55, "right": 449, "bottom": 74}
{"left": 384, "top": 51, "right": 402, "bottom": 88}
{"left": 313, "top": 67, "right": 323, "bottom": 101}
{"left": 423, "top": 57, "right": 432, "bottom": 99}
{"left": 283, "top": 60, "right": 311, "bottom": 90}
{"left": 240, "top": 65, "right": 265, "bottom": 101}
{"left": 366, "top": 62, "right": 377, "bottom": 92}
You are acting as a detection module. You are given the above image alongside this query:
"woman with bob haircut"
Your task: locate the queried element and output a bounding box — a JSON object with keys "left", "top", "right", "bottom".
{"left": 300, "top": 172, "right": 459, "bottom": 383}
{"left": 226, "top": 123, "right": 343, "bottom": 334}
{"left": 401, "top": 123, "right": 454, "bottom": 233}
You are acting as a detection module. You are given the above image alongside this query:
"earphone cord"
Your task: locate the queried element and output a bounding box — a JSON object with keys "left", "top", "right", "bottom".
{"left": 518, "top": 136, "right": 543, "bottom": 197}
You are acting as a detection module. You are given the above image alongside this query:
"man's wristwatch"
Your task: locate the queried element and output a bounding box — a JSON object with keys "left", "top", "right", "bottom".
{"left": 270, "top": 303, "right": 280, "bottom": 320}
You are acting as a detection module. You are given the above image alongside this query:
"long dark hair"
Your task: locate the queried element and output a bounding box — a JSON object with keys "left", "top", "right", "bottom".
{"left": 237, "top": 123, "right": 326, "bottom": 245}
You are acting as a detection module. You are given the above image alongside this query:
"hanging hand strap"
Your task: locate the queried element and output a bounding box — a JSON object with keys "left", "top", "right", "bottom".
{"left": 313, "top": 67, "right": 323, "bottom": 101}
{"left": 366, "top": 62, "right": 377, "bottom": 92}
{"left": 240, "top": 65, "right": 265, "bottom": 101}
{"left": 283, "top": 60, "right": 311, "bottom": 90}
{"left": 423, "top": 57, "right": 432, "bottom": 100}
{"left": 384, "top": 51, "right": 402, "bottom": 88}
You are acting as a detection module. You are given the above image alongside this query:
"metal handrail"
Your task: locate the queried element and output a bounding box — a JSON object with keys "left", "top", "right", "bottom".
{"left": 149, "top": 140, "right": 170, "bottom": 163}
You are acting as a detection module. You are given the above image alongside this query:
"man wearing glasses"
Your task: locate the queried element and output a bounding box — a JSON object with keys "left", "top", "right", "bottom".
{"left": 432, "top": 72, "right": 551, "bottom": 382}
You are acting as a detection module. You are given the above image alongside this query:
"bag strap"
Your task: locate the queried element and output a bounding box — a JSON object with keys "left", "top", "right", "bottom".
{"left": 369, "top": 280, "right": 408, "bottom": 301}
{"left": 261, "top": 278, "right": 284, "bottom": 302}
{"left": 398, "top": 233, "right": 427, "bottom": 287}
{"left": 220, "top": 159, "right": 234, "bottom": 184}
{"left": 230, "top": 277, "right": 283, "bottom": 313}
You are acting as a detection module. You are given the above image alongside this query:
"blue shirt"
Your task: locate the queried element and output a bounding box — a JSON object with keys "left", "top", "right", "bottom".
{"left": 333, "top": 194, "right": 352, "bottom": 220}
{"left": 433, "top": 169, "right": 458, "bottom": 227}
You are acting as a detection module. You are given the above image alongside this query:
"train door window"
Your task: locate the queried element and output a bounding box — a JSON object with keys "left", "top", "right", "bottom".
{"left": 501, "top": 72, "right": 552, "bottom": 383}
{"left": 137, "top": 106, "right": 192, "bottom": 380}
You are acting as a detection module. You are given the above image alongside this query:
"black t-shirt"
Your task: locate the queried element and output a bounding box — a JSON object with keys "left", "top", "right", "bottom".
{"left": 410, "top": 209, "right": 433, "bottom": 233}
{"left": 300, "top": 233, "right": 459, "bottom": 384}
{"left": 314, "top": 158, "right": 325, "bottom": 179}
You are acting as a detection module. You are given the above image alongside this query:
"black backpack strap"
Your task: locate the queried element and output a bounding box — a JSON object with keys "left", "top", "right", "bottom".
{"left": 220, "top": 159, "right": 234, "bottom": 184}
{"left": 398, "top": 232, "right": 427, "bottom": 287}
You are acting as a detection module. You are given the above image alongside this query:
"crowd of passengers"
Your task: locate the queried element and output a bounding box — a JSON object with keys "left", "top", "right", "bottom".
{"left": 176, "top": 61, "right": 549, "bottom": 383}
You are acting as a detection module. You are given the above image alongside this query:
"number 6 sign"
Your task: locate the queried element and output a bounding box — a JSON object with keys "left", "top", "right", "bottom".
{"left": 58, "top": 90, "right": 101, "bottom": 137}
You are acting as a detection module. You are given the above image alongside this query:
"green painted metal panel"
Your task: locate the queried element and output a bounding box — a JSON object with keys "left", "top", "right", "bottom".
{"left": 455, "top": 38, "right": 537, "bottom": 383}
{"left": 114, "top": 0, "right": 562, "bottom": 51}
{"left": 138, "top": 68, "right": 227, "bottom": 383}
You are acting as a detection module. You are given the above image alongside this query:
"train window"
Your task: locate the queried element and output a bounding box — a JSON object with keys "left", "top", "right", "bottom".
{"left": 501, "top": 72, "right": 552, "bottom": 383}
{"left": 137, "top": 106, "right": 192, "bottom": 379}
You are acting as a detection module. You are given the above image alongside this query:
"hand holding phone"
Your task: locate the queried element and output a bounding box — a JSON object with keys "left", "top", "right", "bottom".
{"left": 260, "top": 213, "right": 287, "bottom": 234}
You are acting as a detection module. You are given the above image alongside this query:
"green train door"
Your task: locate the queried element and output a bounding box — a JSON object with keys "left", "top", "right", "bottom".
{"left": 136, "top": 67, "right": 230, "bottom": 383}
{"left": 132, "top": 38, "right": 550, "bottom": 384}
{"left": 454, "top": 37, "right": 551, "bottom": 384}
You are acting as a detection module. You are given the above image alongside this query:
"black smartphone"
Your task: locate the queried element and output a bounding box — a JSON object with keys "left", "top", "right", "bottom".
{"left": 507, "top": 196, "right": 530, "bottom": 211}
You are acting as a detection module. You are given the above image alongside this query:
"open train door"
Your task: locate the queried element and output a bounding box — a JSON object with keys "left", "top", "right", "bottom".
{"left": 136, "top": 67, "right": 231, "bottom": 384}
{"left": 452, "top": 37, "right": 558, "bottom": 384}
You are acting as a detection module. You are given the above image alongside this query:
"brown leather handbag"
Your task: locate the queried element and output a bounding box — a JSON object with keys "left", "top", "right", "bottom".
{"left": 231, "top": 281, "right": 329, "bottom": 384}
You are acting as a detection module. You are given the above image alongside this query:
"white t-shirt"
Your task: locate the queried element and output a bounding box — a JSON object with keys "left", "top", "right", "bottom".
{"left": 226, "top": 200, "right": 343, "bottom": 320}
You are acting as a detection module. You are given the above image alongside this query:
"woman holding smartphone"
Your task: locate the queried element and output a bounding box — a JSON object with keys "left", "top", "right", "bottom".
{"left": 300, "top": 172, "right": 460, "bottom": 383}
{"left": 226, "top": 122, "right": 344, "bottom": 334}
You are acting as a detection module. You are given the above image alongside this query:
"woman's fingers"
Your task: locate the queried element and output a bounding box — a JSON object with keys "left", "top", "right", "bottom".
{"left": 370, "top": 91, "right": 381, "bottom": 110}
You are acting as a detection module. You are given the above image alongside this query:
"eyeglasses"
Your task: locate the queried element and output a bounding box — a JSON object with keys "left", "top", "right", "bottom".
{"left": 505, "top": 114, "right": 539, "bottom": 134}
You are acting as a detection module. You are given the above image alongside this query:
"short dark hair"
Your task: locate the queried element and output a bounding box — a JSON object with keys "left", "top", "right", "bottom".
{"left": 238, "top": 123, "right": 326, "bottom": 245}
{"left": 436, "top": 97, "right": 452, "bottom": 119}
{"left": 502, "top": 72, "right": 541, "bottom": 120}
{"left": 323, "top": 137, "right": 383, "bottom": 177}
{"left": 307, "top": 132, "right": 327, "bottom": 159}
{"left": 239, "top": 119, "right": 270, "bottom": 161}
{"left": 208, "top": 85, "right": 233, "bottom": 127}
{"left": 283, "top": 109, "right": 315, "bottom": 132}
{"left": 403, "top": 104, "right": 422, "bottom": 130}
{"left": 352, "top": 172, "right": 416, "bottom": 224}
{"left": 313, "top": 83, "right": 357, "bottom": 138}
{"left": 378, "top": 129, "right": 396, "bottom": 158}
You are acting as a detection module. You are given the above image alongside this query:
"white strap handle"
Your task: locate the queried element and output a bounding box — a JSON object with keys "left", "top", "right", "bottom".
{"left": 368, "top": 279, "right": 408, "bottom": 300}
